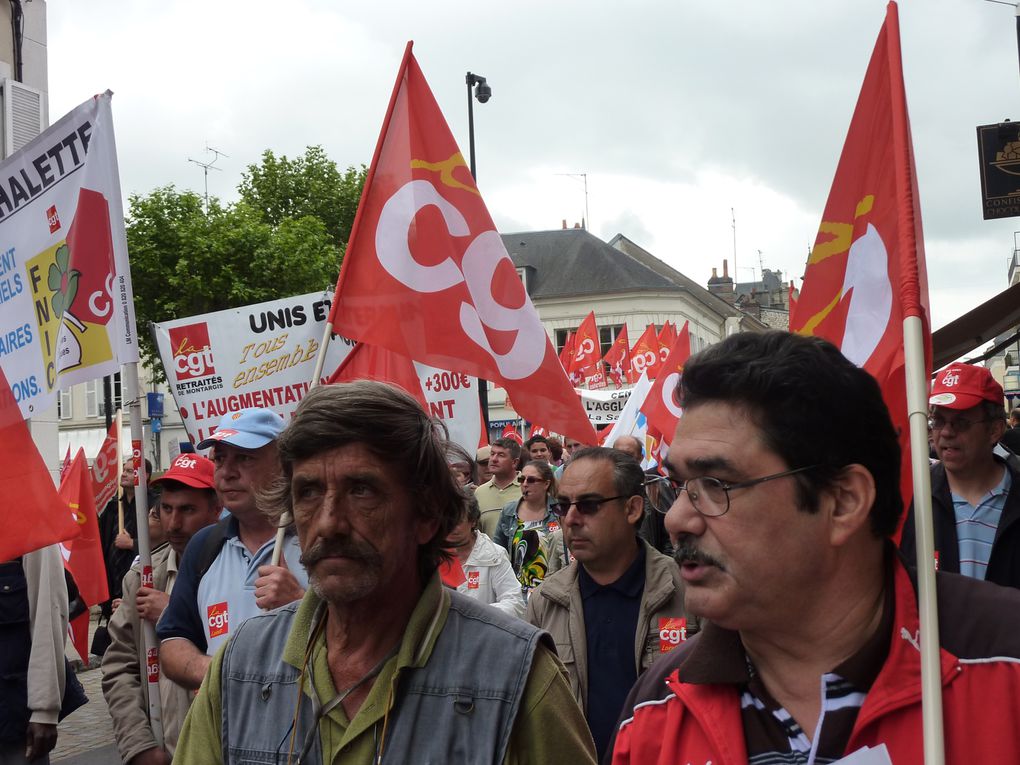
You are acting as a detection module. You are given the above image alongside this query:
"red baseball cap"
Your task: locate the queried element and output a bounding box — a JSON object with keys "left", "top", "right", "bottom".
{"left": 929, "top": 364, "right": 1004, "bottom": 411}
{"left": 151, "top": 453, "right": 216, "bottom": 490}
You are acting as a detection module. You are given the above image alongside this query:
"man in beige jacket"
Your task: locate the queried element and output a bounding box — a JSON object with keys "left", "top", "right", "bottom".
{"left": 526, "top": 447, "right": 692, "bottom": 762}
{"left": 101, "top": 454, "right": 220, "bottom": 764}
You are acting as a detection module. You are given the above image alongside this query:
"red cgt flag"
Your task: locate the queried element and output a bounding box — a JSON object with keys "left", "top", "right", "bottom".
{"left": 630, "top": 324, "right": 663, "bottom": 381}
{"left": 501, "top": 423, "right": 524, "bottom": 445}
{"left": 641, "top": 322, "right": 692, "bottom": 444}
{"left": 656, "top": 322, "right": 677, "bottom": 366}
{"left": 790, "top": 1, "right": 930, "bottom": 516}
{"left": 568, "top": 312, "right": 602, "bottom": 380}
{"left": 328, "top": 42, "right": 597, "bottom": 444}
{"left": 0, "top": 365, "right": 80, "bottom": 562}
{"left": 60, "top": 449, "right": 109, "bottom": 606}
{"left": 558, "top": 331, "right": 575, "bottom": 371}
{"left": 327, "top": 340, "right": 428, "bottom": 410}
{"left": 90, "top": 419, "right": 120, "bottom": 512}
{"left": 602, "top": 325, "right": 631, "bottom": 387}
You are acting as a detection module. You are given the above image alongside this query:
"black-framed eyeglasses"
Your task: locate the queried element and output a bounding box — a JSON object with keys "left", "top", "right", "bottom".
{"left": 655, "top": 465, "right": 818, "bottom": 518}
{"left": 552, "top": 494, "right": 631, "bottom": 517}
{"left": 522, "top": 475, "right": 548, "bottom": 484}
{"left": 928, "top": 415, "right": 993, "bottom": 433}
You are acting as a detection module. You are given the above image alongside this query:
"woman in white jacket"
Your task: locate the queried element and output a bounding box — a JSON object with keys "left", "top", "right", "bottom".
{"left": 447, "top": 495, "right": 526, "bottom": 618}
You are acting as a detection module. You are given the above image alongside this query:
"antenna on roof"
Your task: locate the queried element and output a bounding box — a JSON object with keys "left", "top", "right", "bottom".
{"left": 188, "top": 144, "right": 229, "bottom": 214}
{"left": 557, "top": 173, "right": 590, "bottom": 231}
{"left": 731, "top": 208, "right": 737, "bottom": 283}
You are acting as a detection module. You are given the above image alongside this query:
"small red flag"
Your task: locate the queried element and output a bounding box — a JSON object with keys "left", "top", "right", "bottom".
{"left": 630, "top": 324, "right": 663, "bottom": 381}
{"left": 641, "top": 322, "right": 692, "bottom": 443}
{"left": 656, "top": 322, "right": 677, "bottom": 366}
{"left": 69, "top": 611, "right": 90, "bottom": 663}
{"left": 90, "top": 419, "right": 120, "bottom": 512}
{"left": 60, "top": 449, "right": 109, "bottom": 606}
{"left": 790, "top": 1, "right": 930, "bottom": 517}
{"left": 602, "top": 325, "right": 631, "bottom": 386}
{"left": 567, "top": 312, "right": 602, "bottom": 380}
{"left": 501, "top": 423, "right": 524, "bottom": 445}
{"left": 0, "top": 366, "right": 80, "bottom": 561}
{"left": 60, "top": 446, "right": 72, "bottom": 481}
{"left": 328, "top": 42, "right": 597, "bottom": 444}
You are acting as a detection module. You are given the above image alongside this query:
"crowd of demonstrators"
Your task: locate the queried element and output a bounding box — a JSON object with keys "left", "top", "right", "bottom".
{"left": 609, "top": 331, "right": 1020, "bottom": 764}
{"left": 902, "top": 363, "right": 1020, "bottom": 588}
{"left": 98, "top": 459, "right": 158, "bottom": 617}
{"left": 493, "top": 459, "right": 568, "bottom": 596}
{"left": 524, "top": 434, "right": 552, "bottom": 463}
{"left": 156, "top": 409, "right": 308, "bottom": 691}
{"left": 445, "top": 493, "right": 525, "bottom": 617}
{"left": 173, "top": 382, "right": 597, "bottom": 764}
{"left": 527, "top": 447, "right": 693, "bottom": 761}
{"left": 555, "top": 436, "right": 587, "bottom": 479}
{"left": 474, "top": 438, "right": 522, "bottom": 536}
{"left": 102, "top": 453, "right": 222, "bottom": 763}
{"left": 445, "top": 442, "right": 479, "bottom": 490}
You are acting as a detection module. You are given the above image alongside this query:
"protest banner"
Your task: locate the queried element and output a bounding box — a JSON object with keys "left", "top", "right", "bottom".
{"left": 153, "top": 292, "right": 354, "bottom": 444}
{"left": 578, "top": 386, "right": 633, "bottom": 425}
{"left": 0, "top": 91, "right": 138, "bottom": 418}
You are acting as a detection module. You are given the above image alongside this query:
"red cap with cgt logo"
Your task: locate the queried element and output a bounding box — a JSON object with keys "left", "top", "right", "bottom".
{"left": 929, "top": 364, "right": 1003, "bottom": 411}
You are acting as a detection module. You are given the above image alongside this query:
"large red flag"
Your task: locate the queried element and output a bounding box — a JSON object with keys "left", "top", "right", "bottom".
{"left": 327, "top": 340, "right": 429, "bottom": 410}
{"left": 328, "top": 43, "right": 597, "bottom": 444}
{"left": 641, "top": 322, "right": 692, "bottom": 443}
{"left": 790, "top": 1, "right": 930, "bottom": 516}
{"left": 60, "top": 449, "right": 109, "bottom": 606}
{"left": 602, "top": 325, "right": 631, "bottom": 387}
{"left": 630, "top": 324, "right": 662, "bottom": 381}
{"left": 0, "top": 366, "right": 80, "bottom": 561}
{"left": 568, "top": 312, "right": 602, "bottom": 379}
{"left": 90, "top": 419, "right": 120, "bottom": 512}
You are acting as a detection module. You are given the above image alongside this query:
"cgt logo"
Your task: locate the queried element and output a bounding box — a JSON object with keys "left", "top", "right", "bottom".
{"left": 207, "top": 602, "right": 229, "bottom": 638}
{"left": 467, "top": 571, "right": 480, "bottom": 590}
{"left": 658, "top": 617, "right": 688, "bottom": 653}
{"left": 169, "top": 323, "right": 216, "bottom": 380}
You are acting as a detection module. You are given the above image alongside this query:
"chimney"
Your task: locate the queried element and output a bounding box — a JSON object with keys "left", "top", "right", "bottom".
{"left": 573, "top": 222, "right": 580, "bottom": 229}
{"left": 562, "top": 219, "right": 568, "bottom": 229}
{"left": 711, "top": 267, "right": 718, "bottom": 279}
{"left": 722, "top": 259, "right": 729, "bottom": 279}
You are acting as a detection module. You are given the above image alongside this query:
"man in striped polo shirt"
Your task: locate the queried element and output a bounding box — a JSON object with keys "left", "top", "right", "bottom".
{"left": 901, "top": 363, "right": 1020, "bottom": 589}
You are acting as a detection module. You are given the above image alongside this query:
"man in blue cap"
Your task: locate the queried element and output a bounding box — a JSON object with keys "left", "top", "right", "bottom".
{"left": 157, "top": 408, "right": 309, "bottom": 691}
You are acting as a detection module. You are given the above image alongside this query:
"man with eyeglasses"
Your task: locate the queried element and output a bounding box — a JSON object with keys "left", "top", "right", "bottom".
{"left": 525, "top": 446, "right": 690, "bottom": 762}
{"left": 900, "top": 363, "right": 1019, "bottom": 588}
{"left": 608, "top": 331, "right": 1020, "bottom": 765}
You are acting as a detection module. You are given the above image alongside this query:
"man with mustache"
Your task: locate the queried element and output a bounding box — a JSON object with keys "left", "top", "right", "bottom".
{"left": 607, "top": 331, "right": 1020, "bottom": 764}
{"left": 102, "top": 453, "right": 221, "bottom": 764}
{"left": 174, "top": 382, "right": 597, "bottom": 764}
{"left": 526, "top": 446, "right": 690, "bottom": 762}
{"left": 157, "top": 408, "right": 308, "bottom": 691}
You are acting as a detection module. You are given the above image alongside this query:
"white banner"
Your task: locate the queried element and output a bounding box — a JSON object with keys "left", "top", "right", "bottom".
{"left": 577, "top": 386, "right": 633, "bottom": 424}
{"left": 154, "top": 292, "right": 482, "bottom": 453}
{"left": 0, "top": 91, "right": 138, "bottom": 417}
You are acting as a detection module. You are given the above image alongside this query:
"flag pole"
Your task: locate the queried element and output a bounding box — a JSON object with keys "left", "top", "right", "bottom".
{"left": 115, "top": 409, "right": 124, "bottom": 534}
{"left": 124, "top": 361, "right": 164, "bottom": 746}
{"left": 903, "top": 315, "right": 944, "bottom": 765}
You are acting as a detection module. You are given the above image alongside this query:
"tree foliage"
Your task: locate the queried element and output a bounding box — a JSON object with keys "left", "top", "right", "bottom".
{"left": 126, "top": 147, "right": 365, "bottom": 375}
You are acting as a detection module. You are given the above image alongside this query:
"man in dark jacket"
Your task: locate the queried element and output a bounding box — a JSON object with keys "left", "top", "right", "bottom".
{"left": 901, "top": 363, "right": 1019, "bottom": 587}
{"left": 98, "top": 459, "right": 157, "bottom": 616}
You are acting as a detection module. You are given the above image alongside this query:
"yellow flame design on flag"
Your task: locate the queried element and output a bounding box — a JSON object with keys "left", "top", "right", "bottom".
{"left": 410, "top": 153, "right": 481, "bottom": 196}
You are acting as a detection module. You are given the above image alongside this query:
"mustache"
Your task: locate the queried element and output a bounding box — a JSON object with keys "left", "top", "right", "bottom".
{"left": 300, "top": 538, "right": 382, "bottom": 568}
{"left": 673, "top": 541, "right": 724, "bottom": 570}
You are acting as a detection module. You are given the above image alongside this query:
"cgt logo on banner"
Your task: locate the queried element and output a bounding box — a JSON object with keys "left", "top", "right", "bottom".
{"left": 169, "top": 322, "right": 216, "bottom": 380}
{"left": 0, "top": 91, "right": 138, "bottom": 419}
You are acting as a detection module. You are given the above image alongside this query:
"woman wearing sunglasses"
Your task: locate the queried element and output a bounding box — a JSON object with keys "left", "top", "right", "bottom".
{"left": 492, "top": 461, "right": 568, "bottom": 597}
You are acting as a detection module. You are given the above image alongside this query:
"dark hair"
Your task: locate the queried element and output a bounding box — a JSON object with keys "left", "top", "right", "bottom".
{"left": 521, "top": 459, "right": 557, "bottom": 500}
{"left": 261, "top": 381, "right": 465, "bottom": 580}
{"left": 445, "top": 442, "right": 479, "bottom": 486}
{"left": 525, "top": 435, "right": 550, "bottom": 451}
{"left": 979, "top": 400, "right": 1006, "bottom": 424}
{"left": 678, "top": 331, "right": 902, "bottom": 537}
{"left": 460, "top": 492, "right": 481, "bottom": 530}
{"left": 567, "top": 447, "right": 644, "bottom": 500}
{"left": 492, "top": 437, "right": 522, "bottom": 461}
{"left": 157, "top": 480, "right": 219, "bottom": 510}
{"left": 546, "top": 436, "right": 564, "bottom": 462}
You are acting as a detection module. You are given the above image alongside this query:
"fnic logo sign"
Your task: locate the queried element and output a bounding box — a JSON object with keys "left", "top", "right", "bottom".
{"left": 169, "top": 323, "right": 216, "bottom": 381}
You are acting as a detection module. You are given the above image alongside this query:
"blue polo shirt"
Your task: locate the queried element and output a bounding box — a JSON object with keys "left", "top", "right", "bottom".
{"left": 156, "top": 517, "right": 306, "bottom": 656}
{"left": 578, "top": 540, "right": 645, "bottom": 761}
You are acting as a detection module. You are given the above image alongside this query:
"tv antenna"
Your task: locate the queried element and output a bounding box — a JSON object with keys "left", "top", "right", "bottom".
{"left": 556, "top": 173, "right": 589, "bottom": 230}
{"left": 188, "top": 145, "right": 229, "bottom": 213}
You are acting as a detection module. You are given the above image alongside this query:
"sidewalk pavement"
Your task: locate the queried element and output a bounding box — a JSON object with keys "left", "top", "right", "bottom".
{"left": 51, "top": 665, "right": 118, "bottom": 763}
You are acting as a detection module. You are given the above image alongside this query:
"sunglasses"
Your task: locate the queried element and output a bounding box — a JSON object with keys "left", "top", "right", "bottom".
{"left": 552, "top": 495, "right": 629, "bottom": 517}
{"left": 522, "top": 475, "right": 549, "bottom": 484}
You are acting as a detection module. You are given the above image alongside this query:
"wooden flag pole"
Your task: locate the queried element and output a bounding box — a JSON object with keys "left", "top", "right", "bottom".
{"left": 124, "top": 362, "right": 163, "bottom": 747}
{"left": 903, "top": 314, "right": 945, "bottom": 765}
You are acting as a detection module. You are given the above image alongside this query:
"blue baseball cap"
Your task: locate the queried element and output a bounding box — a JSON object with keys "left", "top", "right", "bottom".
{"left": 196, "top": 408, "right": 285, "bottom": 450}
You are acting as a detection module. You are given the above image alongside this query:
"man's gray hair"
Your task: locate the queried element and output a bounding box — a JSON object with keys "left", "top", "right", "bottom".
{"left": 566, "top": 446, "right": 644, "bottom": 499}
{"left": 260, "top": 381, "right": 464, "bottom": 578}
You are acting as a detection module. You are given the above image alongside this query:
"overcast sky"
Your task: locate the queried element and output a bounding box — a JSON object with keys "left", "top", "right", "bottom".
{"left": 48, "top": 0, "right": 1020, "bottom": 333}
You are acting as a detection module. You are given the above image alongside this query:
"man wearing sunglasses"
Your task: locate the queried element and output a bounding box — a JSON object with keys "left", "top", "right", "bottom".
{"left": 608, "top": 331, "right": 1020, "bottom": 765}
{"left": 901, "top": 363, "right": 1018, "bottom": 588}
{"left": 525, "top": 446, "right": 690, "bottom": 762}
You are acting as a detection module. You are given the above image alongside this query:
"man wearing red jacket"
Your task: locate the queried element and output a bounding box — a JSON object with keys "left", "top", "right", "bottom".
{"left": 608, "top": 331, "right": 1020, "bottom": 765}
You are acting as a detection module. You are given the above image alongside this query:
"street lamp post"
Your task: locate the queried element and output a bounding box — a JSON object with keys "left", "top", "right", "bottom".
{"left": 466, "top": 71, "right": 493, "bottom": 436}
